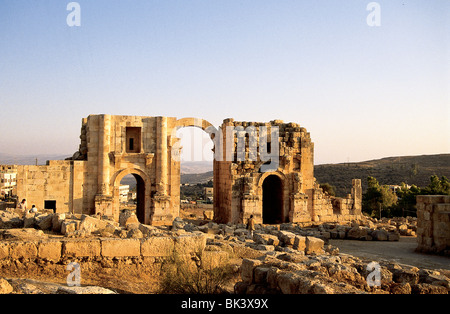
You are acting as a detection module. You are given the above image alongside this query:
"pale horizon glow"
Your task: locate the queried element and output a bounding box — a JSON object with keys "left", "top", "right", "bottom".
{"left": 0, "top": 0, "right": 448, "bottom": 165}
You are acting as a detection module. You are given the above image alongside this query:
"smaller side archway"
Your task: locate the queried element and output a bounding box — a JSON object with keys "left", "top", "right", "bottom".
{"left": 258, "top": 172, "right": 287, "bottom": 224}
{"left": 112, "top": 168, "right": 151, "bottom": 224}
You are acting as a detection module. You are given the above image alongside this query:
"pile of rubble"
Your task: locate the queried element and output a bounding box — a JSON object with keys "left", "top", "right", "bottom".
{"left": 0, "top": 207, "right": 417, "bottom": 242}
{"left": 235, "top": 252, "right": 450, "bottom": 294}
{"left": 0, "top": 209, "right": 163, "bottom": 239}
{"left": 0, "top": 207, "right": 448, "bottom": 295}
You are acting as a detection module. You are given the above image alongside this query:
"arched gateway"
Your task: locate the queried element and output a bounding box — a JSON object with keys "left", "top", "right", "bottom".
{"left": 15, "top": 114, "right": 363, "bottom": 226}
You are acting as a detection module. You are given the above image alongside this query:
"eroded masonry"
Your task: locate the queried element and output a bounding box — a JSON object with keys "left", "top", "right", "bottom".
{"left": 16, "top": 115, "right": 362, "bottom": 226}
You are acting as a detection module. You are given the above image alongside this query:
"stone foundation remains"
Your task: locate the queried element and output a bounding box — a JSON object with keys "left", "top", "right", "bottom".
{"left": 416, "top": 195, "right": 450, "bottom": 256}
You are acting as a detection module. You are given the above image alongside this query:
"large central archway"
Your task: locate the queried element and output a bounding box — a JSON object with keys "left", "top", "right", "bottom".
{"left": 112, "top": 168, "right": 151, "bottom": 224}
{"left": 262, "top": 175, "right": 284, "bottom": 224}
{"left": 174, "top": 118, "right": 216, "bottom": 220}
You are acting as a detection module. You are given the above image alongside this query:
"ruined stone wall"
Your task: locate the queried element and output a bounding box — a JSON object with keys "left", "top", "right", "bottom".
{"left": 213, "top": 119, "right": 362, "bottom": 225}
{"left": 213, "top": 119, "right": 315, "bottom": 224}
{"left": 16, "top": 160, "right": 87, "bottom": 214}
{"left": 315, "top": 179, "right": 363, "bottom": 223}
{"left": 85, "top": 115, "right": 181, "bottom": 225}
{"left": 416, "top": 195, "right": 450, "bottom": 255}
{"left": 0, "top": 233, "right": 206, "bottom": 262}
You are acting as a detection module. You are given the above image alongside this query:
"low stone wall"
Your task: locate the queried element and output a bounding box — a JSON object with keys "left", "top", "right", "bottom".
{"left": 0, "top": 233, "right": 206, "bottom": 262}
{"left": 416, "top": 195, "right": 450, "bottom": 255}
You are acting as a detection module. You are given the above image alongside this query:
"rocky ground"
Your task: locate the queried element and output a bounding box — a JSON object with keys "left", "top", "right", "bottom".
{"left": 0, "top": 208, "right": 448, "bottom": 294}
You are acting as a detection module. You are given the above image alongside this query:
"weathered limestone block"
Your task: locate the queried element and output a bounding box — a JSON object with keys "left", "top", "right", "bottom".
{"left": 52, "top": 213, "right": 66, "bottom": 232}
{"left": 79, "top": 215, "right": 110, "bottom": 233}
{"left": 10, "top": 242, "right": 38, "bottom": 259}
{"left": 35, "top": 214, "right": 53, "bottom": 231}
{"left": 254, "top": 267, "right": 270, "bottom": 284}
{"left": 23, "top": 213, "right": 36, "bottom": 228}
{"left": 388, "top": 231, "right": 400, "bottom": 241}
{"left": 241, "top": 259, "right": 262, "bottom": 284}
{"left": 412, "top": 283, "right": 448, "bottom": 294}
{"left": 61, "top": 220, "right": 79, "bottom": 235}
{"left": 174, "top": 233, "right": 207, "bottom": 255}
{"left": 126, "top": 228, "right": 143, "bottom": 239}
{"left": 372, "top": 229, "right": 388, "bottom": 241}
{"left": 255, "top": 244, "right": 275, "bottom": 251}
{"left": 277, "top": 272, "right": 300, "bottom": 294}
{"left": 278, "top": 231, "right": 296, "bottom": 246}
{"left": 0, "top": 278, "right": 13, "bottom": 294}
{"left": 141, "top": 236, "right": 175, "bottom": 257}
{"left": 393, "top": 268, "right": 419, "bottom": 285}
{"left": 0, "top": 211, "right": 23, "bottom": 229}
{"left": 202, "top": 250, "right": 229, "bottom": 268}
{"left": 234, "top": 228, "right": 249, "bottom": 236}
{"left": 390, "top": 282, "right": 411, "bottom": 294}
{"left": 293, "top": 235, "right": 306, "bottom": 251}
{"left": 253, "top": 233, "right": 279, "bottom": 246}
{"left": 63, "top": 240, "right": 101, "bottom": 257}
{"left": 101, "top": 238, "right": 140, "bottom": 257}
{"left": 267, "top": 266, "right": 280, "bottom": 290}
{"left": 119, "top": 210, "right": 137, "bottom": 227}
{"left": 138, "top": 224, "right": 157, "bottom": 236}
{"left": 38, "top": 241, "right": 62, "bottom": 261}
{"left": 0, "top": 243, "right": 9, "bottom": 259}
{"left": 305, "top": 236, "right": 324, "bottom": 255}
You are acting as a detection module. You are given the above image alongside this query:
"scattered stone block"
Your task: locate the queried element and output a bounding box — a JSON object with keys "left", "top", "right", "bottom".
{"left": 305, "top": 236, "right": 324, "bottom": 255}
{"left": 241, "top": 259, "right": 262, "bottom": 284}
{"left": 0, "top": 278, "right": 13, "bottom": 294}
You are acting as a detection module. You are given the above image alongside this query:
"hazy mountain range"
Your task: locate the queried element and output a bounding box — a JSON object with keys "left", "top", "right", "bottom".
{"left": 0, "top": 153, "right": 71, "bottom": 165}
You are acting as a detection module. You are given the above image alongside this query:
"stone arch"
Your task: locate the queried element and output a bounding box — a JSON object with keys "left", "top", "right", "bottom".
{"left": 258, "top": 171, "right": 287, "bottom": 224}
{"left": 111, "top": 168, "right": 151, "bottom": 224}
{"left": 172, "top": 118, "right": 217, "bottom": 220}
{"left": 174, "top": 117, "right": 216, "bottom": 134}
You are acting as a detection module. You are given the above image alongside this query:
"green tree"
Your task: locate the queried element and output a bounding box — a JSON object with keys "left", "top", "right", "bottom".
{"left": 320, "top": 183, "right": 336, "bottom": 197}
{"left": 362, "top": 176, "right": 397, "bottom": 218}
{"left": 394, "top": 183, "right": 421, "bottom": 217}
{"left": 423, "top": 175, "right": 450, "bottom": 195}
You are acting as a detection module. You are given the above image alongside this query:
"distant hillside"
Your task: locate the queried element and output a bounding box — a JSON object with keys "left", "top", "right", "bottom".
{"left": 0, "top": 153, "right": 71, "bottom": 165}
{"left": 181, "top": 171, "right": 213, "bottom": 185}
{"left": 314, "top": 154, "right": 450, "bottom": 197}
{"left": 180, "top": 161, "right": 213, "bottom": 174}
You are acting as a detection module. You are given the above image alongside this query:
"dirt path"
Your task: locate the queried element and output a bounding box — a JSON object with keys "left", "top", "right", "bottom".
{"left": 330, "top": 236, "right": 450, "bottom": 270}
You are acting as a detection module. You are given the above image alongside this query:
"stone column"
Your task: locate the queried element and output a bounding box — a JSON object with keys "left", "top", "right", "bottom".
{"left": 156, "top": 116, "right": 168, "bottom": 194}
{"left": 95, "top": 114, "right": 114, "bottom": 217}
{"left": 97, "top": 114, "right": 111, "bottom": 195}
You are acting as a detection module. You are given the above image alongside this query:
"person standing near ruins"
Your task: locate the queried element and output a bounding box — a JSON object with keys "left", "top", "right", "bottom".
{"left": 247, "top": 215, "right": 255, "bottom": 238}
{"left": 18, "top": 199, "right": 27, "bottom": 211}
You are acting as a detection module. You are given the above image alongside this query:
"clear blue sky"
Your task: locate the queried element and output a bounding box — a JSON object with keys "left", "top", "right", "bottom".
{"left": 0, "top": 0, "right": 448, "bottom": 164}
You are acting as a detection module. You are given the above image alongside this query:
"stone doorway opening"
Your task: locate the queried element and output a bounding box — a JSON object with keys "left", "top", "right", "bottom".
{"left": 262, "top": 175, "right": 283, "bottom": 224}
{"left": 119, "top": 173, "right": 146, "bottom": 224}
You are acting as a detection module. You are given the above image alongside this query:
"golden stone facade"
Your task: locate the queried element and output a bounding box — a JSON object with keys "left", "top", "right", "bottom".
{"left": 15, "top": 114, "right": 362, "bottom": 226}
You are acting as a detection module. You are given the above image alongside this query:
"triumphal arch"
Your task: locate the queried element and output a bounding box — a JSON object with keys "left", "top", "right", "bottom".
{"left": 16, "top": 114, "right": 362, "bottom": 226}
